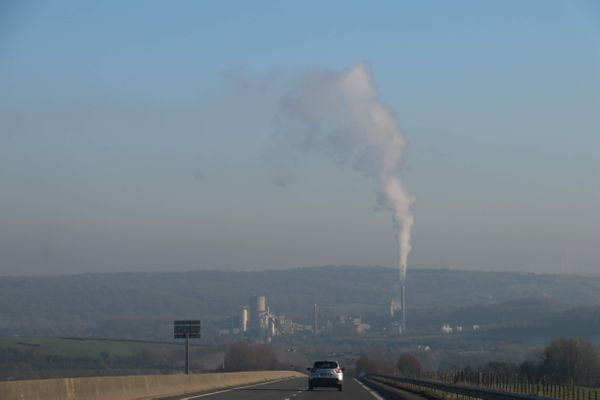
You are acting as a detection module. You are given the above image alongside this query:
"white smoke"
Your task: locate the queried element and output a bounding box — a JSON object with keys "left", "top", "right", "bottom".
{"left": 279, "top": 63, "right": 415, "bottom": 283}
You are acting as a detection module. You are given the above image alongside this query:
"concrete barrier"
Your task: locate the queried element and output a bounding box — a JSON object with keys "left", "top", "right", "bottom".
{"left": 0, "top": 370, "right": 305, "bottom": 400}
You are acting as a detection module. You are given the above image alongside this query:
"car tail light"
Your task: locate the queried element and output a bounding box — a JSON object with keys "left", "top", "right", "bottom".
{"left": 335, "top": 368, "right": 342, "bottom": 373}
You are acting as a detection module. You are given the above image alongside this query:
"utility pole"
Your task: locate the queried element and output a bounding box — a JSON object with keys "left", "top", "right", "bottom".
{"left": 185, "top": 334, "right": 190, "bottom": 374}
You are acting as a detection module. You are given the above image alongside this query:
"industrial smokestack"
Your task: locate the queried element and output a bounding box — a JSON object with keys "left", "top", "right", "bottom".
{"left": 277, "top": 63, "right": 415, "bottom": 289}
{"left": 401, "top": 285, "right": 406, "bottom": 334}
{"left": 314, "top": 304, "right": 318, "bottom": 336}
{"left": 276, "top": 64, "right": 415, "bottom": 336}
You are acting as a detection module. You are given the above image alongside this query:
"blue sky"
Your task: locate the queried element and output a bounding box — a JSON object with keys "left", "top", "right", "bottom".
{"left": 1, "top": 1, "right": 599, "bottom": 275}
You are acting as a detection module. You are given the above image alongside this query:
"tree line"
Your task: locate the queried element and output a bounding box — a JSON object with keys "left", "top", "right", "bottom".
{"left": 221, "top": 342, "right": 283, "bottom": 371}
{"left": 355, "top": 337, "right": 600, "bottom": 387}
{"left": 476, "top": 337, "right": 600, "bottom": 386}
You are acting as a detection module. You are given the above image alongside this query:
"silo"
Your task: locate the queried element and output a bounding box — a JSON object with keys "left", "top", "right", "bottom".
{"left": 249, "top": 295, "right": 267, "bottom": 335}
{"left": 257, "top": 295, "right": 266, "bottom": 313}
{"left": 249, "top": 295, "right": 260, "bottom": 334}
{"left": 241, "top": 307, "right": 249, "bottom": 333}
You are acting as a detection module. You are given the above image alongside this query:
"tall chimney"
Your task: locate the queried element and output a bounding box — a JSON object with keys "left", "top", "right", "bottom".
{"left": 313, "top": 304, "right": 318, "bottom": 336}
{"left": 401, "top": 285, "right": 406, "bottom": 334}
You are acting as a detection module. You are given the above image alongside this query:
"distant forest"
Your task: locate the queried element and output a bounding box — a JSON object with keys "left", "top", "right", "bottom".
{"left": 2, "top": 266, "right": 600, "bottom": 340}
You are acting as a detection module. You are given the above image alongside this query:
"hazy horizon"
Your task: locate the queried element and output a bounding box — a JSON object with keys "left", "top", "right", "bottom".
{"left": 2, "top": 264, "right": 599, "bottom": 279}
{"left": 1, "top": 1, "right": 599, "bottom": 276}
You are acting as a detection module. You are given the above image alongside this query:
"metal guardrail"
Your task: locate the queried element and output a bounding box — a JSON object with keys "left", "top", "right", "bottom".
{"left": 370, "top": 374, "right": 557, "bottom": 400}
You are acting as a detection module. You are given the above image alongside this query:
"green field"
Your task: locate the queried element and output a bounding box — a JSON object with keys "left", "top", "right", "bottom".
{"left": 0, "top": 336, "right": 225, "bottom": 380}
{"left": 0, "top": 336, "right": 197, "bottom": 358}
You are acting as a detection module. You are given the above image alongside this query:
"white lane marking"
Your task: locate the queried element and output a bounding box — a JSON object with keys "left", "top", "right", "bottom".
{"left": 179, "top": 377, "right": 293, "bottom": 399}
{"left": 354, "top": 378, "right": 385, "bottom": 400}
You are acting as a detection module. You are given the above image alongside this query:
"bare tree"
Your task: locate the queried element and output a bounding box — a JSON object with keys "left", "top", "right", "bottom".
{"left": 397, "top": 353, "right": 422, "bottom": 378}
{"left": 223, "top": 342, "right": 279, "bottom": 372}
{"left": 541, "top": 337, "right": 600, "bottom": 385}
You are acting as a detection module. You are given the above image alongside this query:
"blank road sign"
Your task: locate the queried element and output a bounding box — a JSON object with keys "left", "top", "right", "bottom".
{"left": 174, "top": 320, "right": 201, "bottom": 339}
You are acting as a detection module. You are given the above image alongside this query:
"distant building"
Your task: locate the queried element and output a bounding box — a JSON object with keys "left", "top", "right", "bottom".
{"left": 352, "top": 317, "right": 370, "bottom": 334}
{"left": 388, "top": 300, "right": 396, "bottom": 318}
{"left": 441, "top": 323, "right": 453, "bottom": 334}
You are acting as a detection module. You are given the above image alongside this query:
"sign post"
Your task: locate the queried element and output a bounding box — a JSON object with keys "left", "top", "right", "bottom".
{"left": 174, "top": 320, "right": 201, "bottom": 374}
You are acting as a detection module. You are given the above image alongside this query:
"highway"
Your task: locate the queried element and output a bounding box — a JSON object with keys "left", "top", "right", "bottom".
{"left": 158, "top": 376, "right": 428, "bottom": 400}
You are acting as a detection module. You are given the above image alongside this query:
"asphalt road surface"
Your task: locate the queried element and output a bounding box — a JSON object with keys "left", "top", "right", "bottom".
{"left": 159, "top": 376, "right": 429, "bottom": 400}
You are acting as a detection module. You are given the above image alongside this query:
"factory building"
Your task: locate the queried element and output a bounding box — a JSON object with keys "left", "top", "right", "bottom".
{"left": 441, "top": 323, "right": 453, "bottom": 334}
{"left": 244, "top": 294, "right": 285, "bottom": 338}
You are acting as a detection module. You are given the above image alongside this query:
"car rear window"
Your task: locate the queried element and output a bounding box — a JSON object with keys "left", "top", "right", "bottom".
{"left": 314, "top": 361, "right": 338, "bottom": 369}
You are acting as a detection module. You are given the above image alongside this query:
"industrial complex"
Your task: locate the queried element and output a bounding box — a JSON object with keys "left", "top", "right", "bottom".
{"left": 239, "top": 295, "right": 313, "bottom": 339}
{"left": 225, "top": 294, "right": 414, "bottom": 340}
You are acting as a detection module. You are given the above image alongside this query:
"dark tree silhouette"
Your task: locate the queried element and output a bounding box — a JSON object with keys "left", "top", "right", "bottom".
{"left": 397, "top": 353, "right": 422, "bottom": 377}
{"left": 223, "top": 342, "right": 279, "bottom": 372}
{"left": 540, "top": 337, "right": 600, "bottom": 385}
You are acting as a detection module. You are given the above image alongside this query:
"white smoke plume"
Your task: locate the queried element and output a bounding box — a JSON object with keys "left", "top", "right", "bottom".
{"left": 278, "top": 63, "right": 415, "bottom": 283}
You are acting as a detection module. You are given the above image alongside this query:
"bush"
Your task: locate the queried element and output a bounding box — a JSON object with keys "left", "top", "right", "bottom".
{"left": 355, "top": 356, "right": 396, "bottom": 376}
{"left": 222, "top": 342, "right": 280, "bottom": 372}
